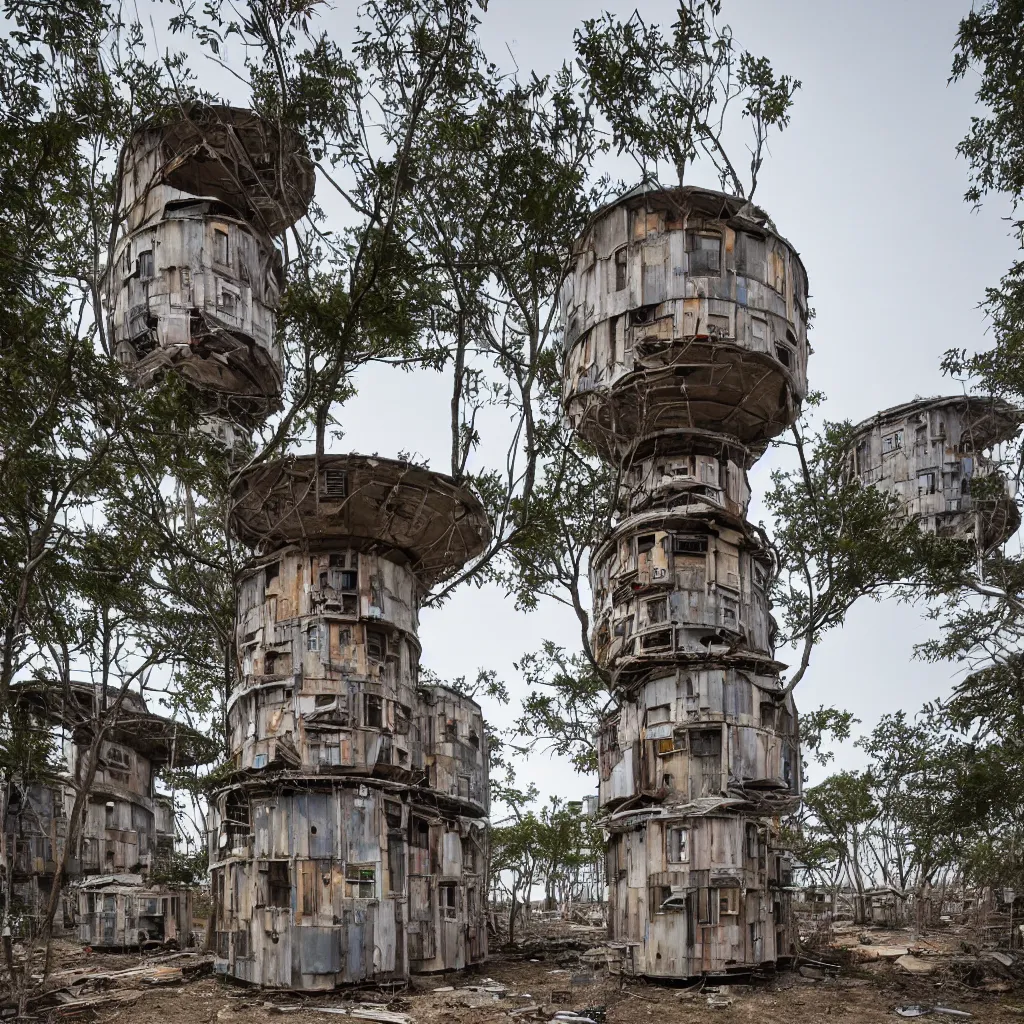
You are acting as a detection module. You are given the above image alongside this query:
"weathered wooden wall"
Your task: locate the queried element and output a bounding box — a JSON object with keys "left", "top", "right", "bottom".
{"left": 560, "top": 186, "right": 809, "bottom": 454}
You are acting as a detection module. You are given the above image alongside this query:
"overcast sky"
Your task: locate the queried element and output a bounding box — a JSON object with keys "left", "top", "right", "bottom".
{"left": 150, "top": 0, "right": 1020, "bottom": 807}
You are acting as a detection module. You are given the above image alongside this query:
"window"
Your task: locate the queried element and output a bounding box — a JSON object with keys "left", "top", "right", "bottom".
{"left": 641, "top": 629, "right": 672, "bottom": 651}
{"left": 614, "top": 248, "right": 628, "bottom": 290}
{"left": 312, "top": 743, "right": 340, "bottom": 766}
{"left": 667, "top": 827, "right": 689, "bottom": 864}
{"left": 462, "top": 838, "right": 478, "bottom": 873}
{"left": 306, "top": 627, "right": 319, "bottom": 652}
{"left": 395, "top": 704, "right": 411, "bottom": 735}
{"left": 105, "top": 802, "right": 115, "bottom": 829}
{"left": 267, "top": 861, "right": 291, "bottom": 907}
{"left": 882, "top": 429, "right": 904, "bottom": 453}
{"left": 321, "top": 469, "right": 347, "bottom": 498}
{"left": 443, "top": 717, "right": 458, "bottom": 742}
{"left": 691, "top": 729, "right": 722, "bottom": 757}
{"left": 687, "top": 233, "right": 721, "bottom": 274}
{"left": 736, "top": 233, "right": 766, "bottom": 280}
{"left": 440, "top": 883, "right": 458, "bottom": 920}
{"left": 366, "top": 632, "right": 384, "bottom": 662}
{"left": 697, "top": 886, "right": 720, "bottom": 926}
{"left": 751, "top": 317, "right": 768, "bottom": 347}
{"left": 106, "top": 745, "right": 131, "bottom": 769}
{"left": 214, "top": 229, "right": 229, "bottom": 265}
{"left": 137, "top": 250, "right": 154, "bottom": 280}
{"left": 637, "top": 534, "right": 656, "bottom": 555}
{"left": 775, "top": 343, "right": 793, "bottom": 368}
{"left": 264, "top": 651, "right": 279, "bottom": 675}
{"left": 719, "top": 888, "right": 740, "bottom": 915}
{"left": 365, "top": 694, "right": 383, "bottom": 729}
{"left": 219, "top": 287, "right": 236, "bottom": 314}
{"left": 346, "top": 864, "right": 375, "bottom": 898}
{"left": 917, "top": 471, "right": 936, "bottom": 495}
{"left": 646, "top": 704, "right": 671, "bottom": 726}
{"left": 673, "top": 534, "right": 708, "bottom": 555}
{"left": 265, "top": 562, "right": 280, "bottom": 586}
{"left": 340, "top": 570, "right": 357, "bottom": 591}
{"left": 411, "top": 818, "right": 430, "bottom": 849}
{"left": 646, "top": 598, "right": 668, "bottom": 624}
{"left": 759, "top": 701, "right": 776, "bottom": 729}
{"left": 656, "top": 729, "right": 686, "bottom": 755}
{"left": 746, "top": 823, "right": 759, "bottom": 859}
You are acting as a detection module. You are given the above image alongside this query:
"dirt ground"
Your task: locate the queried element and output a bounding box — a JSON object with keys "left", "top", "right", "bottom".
{"left": 64, "top": 935, "right": 1024, "bottom": 1024}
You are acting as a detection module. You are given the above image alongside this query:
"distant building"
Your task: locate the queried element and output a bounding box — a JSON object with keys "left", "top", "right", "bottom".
{"left": 849, "top": 396, "right": 1022, "bottom": 550}
{"left": 5, "top": 681, "right": 214, "bottom": 945}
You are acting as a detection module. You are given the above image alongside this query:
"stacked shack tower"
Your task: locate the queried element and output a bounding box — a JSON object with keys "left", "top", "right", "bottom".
{"left": 210, "top": 455, "right": 491, "bottom": 988}
{"left": 561, "top": 186, "right": 806, "bottom": 979}
{"left": 108, "top": 105, "right": 491, "bottom": 988}
{"left": 102, "top": 103, "right": 316, "bottom": 944}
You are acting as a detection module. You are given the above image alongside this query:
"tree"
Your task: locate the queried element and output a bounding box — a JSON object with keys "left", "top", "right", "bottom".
{"left": 763, "top": 408, "right": 929, "bottom": 697}
{"left": 575, "top": 0, "right": 799, "bottom": 195}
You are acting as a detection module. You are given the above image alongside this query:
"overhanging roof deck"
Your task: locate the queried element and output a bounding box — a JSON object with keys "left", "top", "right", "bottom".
{"left": 231, "top": 454, "right": 491, "bottom": 587}
{"left": 126, "top": 104, "right": 315, "bottom": 235}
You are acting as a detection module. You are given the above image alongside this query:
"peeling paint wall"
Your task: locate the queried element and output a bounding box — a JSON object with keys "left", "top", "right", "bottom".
{"left": 849, "top": 396, "right": 1022, "bottom": 551}
{"left": 562, "top": 185, "right": 807, "bottom": 980}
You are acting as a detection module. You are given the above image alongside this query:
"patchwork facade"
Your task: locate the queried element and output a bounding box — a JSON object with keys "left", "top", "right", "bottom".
{"left": 209, "top": 454, "right": 491, "bottom": 988}
{"left": 4, "top": 682, "right": 215, "bottom": 944}
{"left": 561, "top": 185, "right": 806, "bottom": 979}
{"left": 849, "top": 396, "right": 1022, "bottom": 551}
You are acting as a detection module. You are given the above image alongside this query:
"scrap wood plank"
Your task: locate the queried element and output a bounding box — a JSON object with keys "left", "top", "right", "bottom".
{"left": 312, "top": 1007, "right": 412, "bottom": 1024}
{"left": 51, "top": 989, "right": 145, "bottom": 1016}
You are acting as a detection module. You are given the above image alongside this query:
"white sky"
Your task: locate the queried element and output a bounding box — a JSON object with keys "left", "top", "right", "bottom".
{"left": 148, "top": 0, "right": 1021, "bottom": 805}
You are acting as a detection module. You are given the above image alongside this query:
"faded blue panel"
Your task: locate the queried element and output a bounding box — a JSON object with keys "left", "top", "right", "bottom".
{"left": 345, "top": 907, "right": 370, "bottom": 980}
{"left": 299, "top": 925, "right": 341, "bottom": 975}
{"left": 736, "top": 279, "right": 748, "bottom": 307}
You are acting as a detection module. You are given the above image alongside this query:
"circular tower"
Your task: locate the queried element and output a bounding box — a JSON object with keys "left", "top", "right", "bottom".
{"left": 107, "top": 105, "right": 315, "bottom": 443}
{"left": 209, "top": 455, "right": 491, "bottom": 988}
{"left": 849, "top": 395, "right": 1022, "bottom": 551}
{"left": 562, "top": 184, "right": 806, "bottom": 980}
